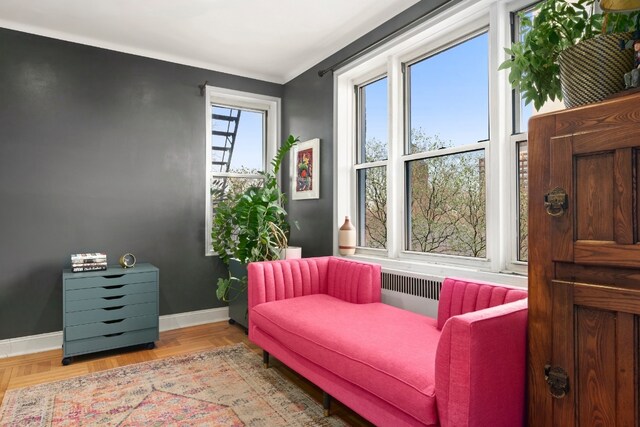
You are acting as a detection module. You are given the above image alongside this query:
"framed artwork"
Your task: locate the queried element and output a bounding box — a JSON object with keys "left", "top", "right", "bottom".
{"left": 291, "top": 138, "right": 320, "bottom": 200}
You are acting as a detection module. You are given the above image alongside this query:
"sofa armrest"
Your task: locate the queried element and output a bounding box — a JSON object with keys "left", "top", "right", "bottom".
{"left": 248, "top": 257, "right": 331, "bottom": 311}
{"left": 437, "top": 277, "right": 528, "bottom": 330}
{"left": 435, "top": 298, "right": 528, "bottom": 427}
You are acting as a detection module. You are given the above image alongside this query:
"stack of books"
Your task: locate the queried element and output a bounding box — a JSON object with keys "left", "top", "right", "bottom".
{"left": 71, "top": 253, "right": 107, "bottom": 273}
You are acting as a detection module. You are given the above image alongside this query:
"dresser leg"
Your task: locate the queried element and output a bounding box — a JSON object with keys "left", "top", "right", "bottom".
{"left": 61, "top": 357, "right": 73, "bottom": 366}
{"left": 263, "top": 350, "right": 269, "bottom": 368}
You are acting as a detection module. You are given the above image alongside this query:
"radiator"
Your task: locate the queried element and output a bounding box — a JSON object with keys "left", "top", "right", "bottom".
{"left": 381, "top": 269, "right": 444, "bottom": 318}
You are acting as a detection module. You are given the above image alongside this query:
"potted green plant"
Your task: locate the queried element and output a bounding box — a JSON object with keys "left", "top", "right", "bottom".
{"left": 500, "top": 0, "right": 639, "bottom": 109}
{"left": 211, "top": 135, "right": 299, "bottom": 328}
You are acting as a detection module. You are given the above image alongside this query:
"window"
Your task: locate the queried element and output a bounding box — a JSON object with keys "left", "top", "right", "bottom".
{"left": 510, "top": 2, "right": 541, "bottom": 263}
{"left": 516, "top": 139, "right": 528, "bottom": 261}
{"left": 404, "top": 32, "right": 488, "bottom": 258}
{"left": 406, "top": 150, "right": 486, "bottom": 257}
{"left": 204, "top": 87, "right": 280, "bottom": 256}
{"left": 356, "top": 77, "right": 388, "bottom": 249}
{"left": 335, "top": 0, "right": 538, "bottom": 281}
{"left": 210, "top": 105, "right": 265, "bottom": 210}
{"left": 407, "top": 33, "right": 489, "bottom": 151}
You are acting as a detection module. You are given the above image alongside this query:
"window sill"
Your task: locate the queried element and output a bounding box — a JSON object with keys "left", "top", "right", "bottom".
{"left": 341, "top": 253, "right": 528, "bottom": 289}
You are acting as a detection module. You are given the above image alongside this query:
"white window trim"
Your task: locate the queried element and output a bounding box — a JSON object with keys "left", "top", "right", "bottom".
{"left": 503, "top": 0, "right": 546, "bottom": 275}
{"left": 333, "top": 0, "right": 535, "bottom": 285}
{"left": 204, "top": 86, "right": 281, "bottom": 256}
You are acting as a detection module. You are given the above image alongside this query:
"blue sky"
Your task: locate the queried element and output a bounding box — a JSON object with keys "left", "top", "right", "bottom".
{"left": 228, "top": 110, "right": 263, "bottom": 171}
{"left": 408, "top": 32, "right": 489, "bottom": 147}
{"left": 217, "top": 32, "right": 495, "bottom": 170}
{"left": 364, "top": 32, "right": 489, "bottom": 151}
{"left": 212, "top": 106, "right": 263, "bottom": 171}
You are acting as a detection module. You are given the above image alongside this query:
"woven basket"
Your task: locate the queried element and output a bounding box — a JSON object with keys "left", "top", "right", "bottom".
{"left": 558, "top": 33, "right": 633, "bottom": 108}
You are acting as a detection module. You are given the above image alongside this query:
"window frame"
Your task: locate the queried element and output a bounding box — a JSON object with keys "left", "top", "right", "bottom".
{"left": 333, "top": 0, "right": 532, "bottom": 284}
{"left": 511, "top": 136, "right": 528, "bottom": 266}
{"left": 204, "top": 86, "right": 280, "bottom": 256}
{"left": 401, "top": 28, "right": 491, "bottom": 264}
{"left": 505, "top": 0, "right": 543, "bottom": 274}
{"left": 355, "top": 73, "right": 390, "bottom": 251}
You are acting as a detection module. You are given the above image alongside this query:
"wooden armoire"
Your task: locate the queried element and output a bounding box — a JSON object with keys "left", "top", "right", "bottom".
{"left": 529, "top": 92, "right": 640, "bottom": 426}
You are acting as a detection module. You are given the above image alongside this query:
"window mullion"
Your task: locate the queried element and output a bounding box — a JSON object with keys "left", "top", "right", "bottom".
{"left": 387, "top": 57, "right": 404, "bottom": 259}
{"left": 488, "top": 0, "right": 505, "bottom": 272}
{"left": 402, "top": 143, "right": 489, "bottom": 162}
{"left": 211, "top": 173, "right": 264, "bottom": 179}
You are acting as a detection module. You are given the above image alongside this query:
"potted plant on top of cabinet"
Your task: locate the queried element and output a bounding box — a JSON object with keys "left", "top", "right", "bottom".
{"left": 499, "top": 0, "right": 640, "bottom": 109}
{"left": 211, "top": 135, "right": 299, "bottom": 328}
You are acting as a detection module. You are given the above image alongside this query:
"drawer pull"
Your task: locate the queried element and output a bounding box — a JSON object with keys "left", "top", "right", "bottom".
{"left": 103, "top": 295, "right": 124, "bottom": 300}
{"left": 104, "top": 332, "right": 124, "bottom": 337}
{"left": 103, "top": 319, "right": 124, "bottom": 324}
{"left": 103, "top": 285, "right": 125, "bottom": 290}
{"left": 104, "top": 274, "right": 125, "bottom": 279}
{"left": 103, "top": 306, "right": 124, "bottom": 311}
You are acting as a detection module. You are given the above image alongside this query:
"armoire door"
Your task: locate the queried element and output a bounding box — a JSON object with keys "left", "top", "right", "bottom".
{"left": 550, "top": 279, "right": 638, "bottom": 426}
{"left": 546, "top": 125, "right": 640, "bottom": 426}
{"left": 548, "top": 126, "right": 640, "bottom": 265}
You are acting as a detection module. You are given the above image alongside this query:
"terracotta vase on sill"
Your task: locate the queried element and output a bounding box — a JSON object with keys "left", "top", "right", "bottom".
{"left": 338, "top": 216, "right": 356, "bottom": 255}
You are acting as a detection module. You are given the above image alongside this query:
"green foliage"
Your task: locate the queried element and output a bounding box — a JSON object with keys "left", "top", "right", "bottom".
{"left": 211, "top": 135, "right": 300, "bottom": 301}
{"left": 216, "top": 275, "right": 247, "bottom": 302}
{"left": 499, "top": 0, "right": 640, "bottom": 110}
{"left": 270, "top": 135, "right": 298, "bottom": 174}
{"left": 211, "top": 200, "right": 235, "bottom": 265}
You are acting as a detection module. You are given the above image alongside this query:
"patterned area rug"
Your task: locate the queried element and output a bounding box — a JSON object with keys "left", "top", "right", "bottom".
{"left": 0, "top": 344, "right": 345, "bottom": 426}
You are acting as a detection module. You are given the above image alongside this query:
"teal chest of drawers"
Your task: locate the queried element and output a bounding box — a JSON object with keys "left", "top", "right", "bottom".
{"left": 62, "top": 263, "right": 159, "bottom": 365}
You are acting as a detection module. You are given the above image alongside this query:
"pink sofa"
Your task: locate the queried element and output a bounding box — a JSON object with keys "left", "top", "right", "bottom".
{"left": 248, "top": 256, "right": 527, "bottom": 427}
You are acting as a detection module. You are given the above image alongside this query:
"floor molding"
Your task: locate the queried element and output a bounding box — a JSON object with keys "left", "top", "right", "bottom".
{"left": 158, "top": 307, "right": 228, "bottom": 332}
{"left": 0, "top": 307, "right": 229, "bottom": 359}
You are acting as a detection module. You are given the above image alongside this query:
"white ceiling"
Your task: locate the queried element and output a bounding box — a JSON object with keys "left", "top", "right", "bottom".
{"left": 0, "top": 0, "right": 420, "bottom": 84}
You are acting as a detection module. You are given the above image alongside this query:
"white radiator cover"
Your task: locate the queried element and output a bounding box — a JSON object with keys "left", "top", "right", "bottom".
{"left": 380, "top": 269, "right": 444, "bottom": 318}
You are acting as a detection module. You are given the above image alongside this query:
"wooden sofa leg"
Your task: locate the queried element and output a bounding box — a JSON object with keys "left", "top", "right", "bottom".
{"left": 263, "top": 350, "right": 269, "bottom": 368}
{"left": 323, "top": 391, "right": 331, "bottom": 416}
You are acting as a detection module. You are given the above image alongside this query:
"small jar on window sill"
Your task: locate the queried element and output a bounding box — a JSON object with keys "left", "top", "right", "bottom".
{"left": 338, "top": 216, "right": 356, "bottom": 255}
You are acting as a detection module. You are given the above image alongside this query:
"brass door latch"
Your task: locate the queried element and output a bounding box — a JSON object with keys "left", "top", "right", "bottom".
{"left": 544, "top": 187, "right": 568, "bottom": 217}
{"left": 544, "top": 364, "right": 569, "bottom": 398}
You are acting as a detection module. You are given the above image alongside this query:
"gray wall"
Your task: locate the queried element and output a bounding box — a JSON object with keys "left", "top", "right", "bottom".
{"left": 0, "top": 0, "right": 453, "bottom": 340}
{"left": 0, "top": 28, "right": 282, "bottom": 340}
{"left": 283, "top": 0, "right": 452, "bottom": 256}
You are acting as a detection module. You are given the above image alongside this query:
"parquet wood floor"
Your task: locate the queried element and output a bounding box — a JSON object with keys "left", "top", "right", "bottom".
{"left": 0, "top": 321, "right": 372, "bottom": 426}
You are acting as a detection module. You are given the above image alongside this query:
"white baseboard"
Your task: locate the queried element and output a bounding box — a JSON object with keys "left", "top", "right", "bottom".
{"left": 0, "top": 307, "right": 229, "bottom": 359}
{"left": 0, "top": 331, "right": 63, "bottom": 360}
{"left": 158, "top": 307, "right": 228, "bottom": 332}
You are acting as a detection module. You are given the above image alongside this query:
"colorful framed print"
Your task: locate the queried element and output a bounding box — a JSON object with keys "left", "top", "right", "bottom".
{"left": 291, "top": 138, "right": 320, "bottom": 200}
